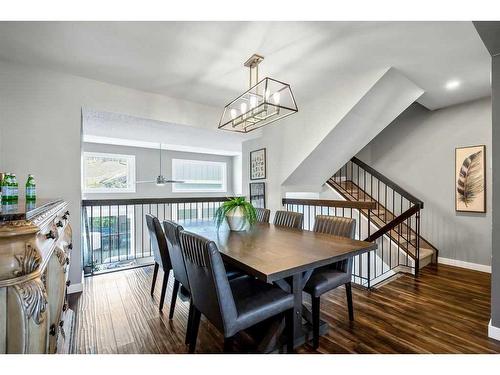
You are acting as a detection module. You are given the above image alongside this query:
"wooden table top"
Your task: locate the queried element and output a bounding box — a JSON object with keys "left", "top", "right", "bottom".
{"left": 179, "top": 220, "right": 377, "bottom": 282}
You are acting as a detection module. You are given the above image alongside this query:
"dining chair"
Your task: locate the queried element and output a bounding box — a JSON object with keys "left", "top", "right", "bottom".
{"left": 273, "top": 210, "right": 303, "bottom": 229}
{"left": 255, "top": 207, "right": 271, "bottom": 223}
{"left": 304, "top": 215, "right": 356, "bottom": 349}
{"left": 146, "top": 214, "right": 172, "bottom": 312}
{"left": 179, "top": 229, "right": 295, "bottom": 353}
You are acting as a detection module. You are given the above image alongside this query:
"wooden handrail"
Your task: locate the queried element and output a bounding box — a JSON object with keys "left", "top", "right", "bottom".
{"left": 364, "top": 204, "right": 420, "bottom": 242}
{"left": 351, "top": 157, "right": 424, "bottom": 208}
{"left": 82, "top": 196, "right": 238, "bottom": 206}
{"left": 282, "top": 198, "right": 376, "bottom": 210}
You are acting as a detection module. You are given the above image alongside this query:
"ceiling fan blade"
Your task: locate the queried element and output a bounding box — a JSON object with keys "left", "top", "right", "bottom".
{"left": 136, "top": 180, "right": 156, "bottom": 184}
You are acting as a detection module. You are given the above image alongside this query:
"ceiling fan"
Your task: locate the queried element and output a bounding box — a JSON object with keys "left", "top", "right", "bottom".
{"left": 136, "top": 144, "right": 184, "bottom": 186}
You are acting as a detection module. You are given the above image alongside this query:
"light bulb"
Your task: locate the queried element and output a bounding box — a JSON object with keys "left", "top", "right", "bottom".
{"left": 240, "top": 102, "right": 247, "bottom": 114}
{"left": 273, "top": 92, "right": 280, "bottom": 104}
{"left": 250, "top": 95, "right": 257, "bottom": 109}
{"left": 230, "top": 108, "right": 238, "bottom": 119}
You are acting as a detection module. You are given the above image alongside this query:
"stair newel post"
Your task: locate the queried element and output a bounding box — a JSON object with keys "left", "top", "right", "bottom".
{"left": 367, "top": 208, "right": 371, "bottom": 289}
{"left": 415, "top": 207, "right": 421, "bottom": 277}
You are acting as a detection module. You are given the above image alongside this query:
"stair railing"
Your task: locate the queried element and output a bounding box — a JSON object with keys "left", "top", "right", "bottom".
{"left": 327, "top": 157, "right": 424, "bottom": 278}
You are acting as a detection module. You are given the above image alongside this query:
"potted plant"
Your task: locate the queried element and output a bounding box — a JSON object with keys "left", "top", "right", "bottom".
{"left": 215, "top": 197, "right": 257, "bottom": 231}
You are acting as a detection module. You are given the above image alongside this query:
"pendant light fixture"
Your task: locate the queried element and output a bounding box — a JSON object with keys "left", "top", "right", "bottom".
{"left": 218, "top": 54, "right": 298, "bottom": 133}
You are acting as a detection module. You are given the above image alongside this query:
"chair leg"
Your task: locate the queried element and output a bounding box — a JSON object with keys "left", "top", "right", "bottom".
{"left": 151, "top": 262, "right": 159, "bottom": 296}
{"left": 189, "top": 307, "right": 201, "bottom": 354}
{"left": 185, "top": 300, "right": 194, "bottom": 345}
{"left": 285, "top": 308, "right": 294, "bottom": 353}
{"left": 223, "top": 337, "right": 234, "bottom": 353}
{"left": 169, "top": 279, "right": 180, "bottom": 319}
{"left": 312, "top": 296, "right": 320, "bottom": 349}
{"left": 346, "top": 282, "right": 354, "bottom": 321}
{"left": 159, "top": 270, "right": 169, "bottom": 311}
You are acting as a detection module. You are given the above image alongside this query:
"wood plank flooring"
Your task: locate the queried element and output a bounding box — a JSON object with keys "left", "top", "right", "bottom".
{"left": 69, "top": 263, "right": 500, "bottom": 354}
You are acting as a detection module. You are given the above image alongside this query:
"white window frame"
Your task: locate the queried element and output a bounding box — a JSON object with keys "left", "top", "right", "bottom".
{"left": 172, "top": 159, "right": 227, "bottom": 193}
{"left": 83, "top": 152, "right": 136, "bottom": 194}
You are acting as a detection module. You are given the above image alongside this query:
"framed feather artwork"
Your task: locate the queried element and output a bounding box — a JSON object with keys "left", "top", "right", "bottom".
{"left": 455, "top": 145, "right": 486, "bottom": 213}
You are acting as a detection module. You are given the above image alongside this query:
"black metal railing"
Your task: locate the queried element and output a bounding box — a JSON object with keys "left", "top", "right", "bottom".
{"left": 81, "top": 197, "right": 234, "bottom": 275}
{"left": 327, "top": 157, "right": 426, "bottom": 279}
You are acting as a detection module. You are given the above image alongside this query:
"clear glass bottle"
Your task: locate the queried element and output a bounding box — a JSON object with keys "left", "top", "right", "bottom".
{"left": 26, "top": 174, "right": 36, "bottom": 201}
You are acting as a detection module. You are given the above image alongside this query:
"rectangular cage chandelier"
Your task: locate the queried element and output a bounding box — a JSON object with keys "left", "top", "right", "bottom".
{"left": 218, "top": 54, "right": 298, "bottom": 133}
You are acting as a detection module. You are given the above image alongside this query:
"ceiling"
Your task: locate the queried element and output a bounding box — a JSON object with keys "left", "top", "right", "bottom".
{"left": 0, "top": 21, "right": 491, "bottom": 110}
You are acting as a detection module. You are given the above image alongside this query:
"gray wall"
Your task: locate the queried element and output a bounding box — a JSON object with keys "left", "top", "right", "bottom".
{"left": 491, "top": 56, "right": 500, "bottom": 328}
{"left": 356, "top": 97, "right": 492, "bottom": 266}
{"left": 83, "top": 142, "right": 235, "bottom": 199}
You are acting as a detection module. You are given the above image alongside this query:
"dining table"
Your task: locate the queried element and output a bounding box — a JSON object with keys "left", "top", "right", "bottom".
{"left": 179, "top": 219, "right": 377, "bottom": 350}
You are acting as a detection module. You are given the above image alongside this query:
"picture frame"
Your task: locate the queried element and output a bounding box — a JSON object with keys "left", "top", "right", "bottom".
{"left": 249, "top": 182, "right": 266, "bottom": 208}
{"left": 250, "top": 148, "right": 266, "bottom": 180}
{"left": 455, "top": 145, "right": 486, "bottom": 213}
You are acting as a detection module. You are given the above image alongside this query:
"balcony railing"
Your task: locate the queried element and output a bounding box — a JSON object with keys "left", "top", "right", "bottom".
{"left": 81, "top": 197, "right": 235, "bottom": 275}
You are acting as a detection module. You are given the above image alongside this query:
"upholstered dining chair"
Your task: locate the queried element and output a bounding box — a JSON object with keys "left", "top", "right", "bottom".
{"left": 145, "top": 214, "right": 172, "bottom": 312}
{"left": 255, "top": 207, "right": 271, "bottom": 223}
{"left": 179, "top": 230, "right": 295, "bottom": 353}
{"left": 273, "top": 210, "right": 303, "bottom": 229}
{"left": 163, "top": 220, "right": 248, "bottom": 346}
{"left": 304, "top": 215, "right": 356, "bottom": 349}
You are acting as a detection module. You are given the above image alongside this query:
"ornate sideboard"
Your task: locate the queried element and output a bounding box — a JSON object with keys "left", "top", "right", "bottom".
{"left": 0, "top": 199, "right": 74, "bottom": 353}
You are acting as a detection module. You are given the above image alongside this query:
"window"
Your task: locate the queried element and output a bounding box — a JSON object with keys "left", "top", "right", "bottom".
{"left": 83, "top": 152, "right": 136, "bottom": 193}
{"left": 172, "top": 159, "right": 227, "bottom": 192}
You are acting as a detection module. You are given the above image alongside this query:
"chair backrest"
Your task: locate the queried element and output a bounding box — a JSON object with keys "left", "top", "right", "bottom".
{"left": 273, "top": 210, "right": 303, "bottom": 229}
{"left": 255, "top": 207, "right": 271, "bottom": 223}
{"left": 145, "top": 214, "right": 171, "bottom": 270}
{"left": 179, "top": 230, "right": 237, "bottom": 334}
{"left": 163, "top": 220, "right": 189, "bottom": 291}
{"left": 313, "top": 215, "right": 356, "bottom": 274}
{"left": 313, "top": 215, "right": 356, "bottom": 239}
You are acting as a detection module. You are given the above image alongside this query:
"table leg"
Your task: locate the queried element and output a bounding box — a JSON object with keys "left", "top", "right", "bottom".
{"left": 291, "top": 273, "right": 304, "bottom": 342}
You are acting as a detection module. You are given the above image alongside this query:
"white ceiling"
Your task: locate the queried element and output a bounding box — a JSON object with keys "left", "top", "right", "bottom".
{"left": 0, "top": 21, "right": 490, "bottom": 110}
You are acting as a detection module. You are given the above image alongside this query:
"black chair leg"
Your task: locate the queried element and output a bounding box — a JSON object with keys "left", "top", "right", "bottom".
{"left": 169, "top": 279, "right": 180, "bottom": 319}
{"left": 285, "top": 308, "right": 294, "bottom": 353}
{"left": 312, "top": 296, "right": 320, "bottom": 349}
{"left": 223, "top": 337, "right": 234, "bottom": 353}
{"left": 151, "top": 262, "right": 159, "bottom": 296}
{"left": 185, "top": 300, "right": 194, "bottom": 345}
{"left": 189, "top": 308, "right": 201, "bottom": 354}
{"left": 346, "top": 282, "right": 354, "bottom": 321}
{"left": 159, "top": 270, "right": 169, "bottom": 311}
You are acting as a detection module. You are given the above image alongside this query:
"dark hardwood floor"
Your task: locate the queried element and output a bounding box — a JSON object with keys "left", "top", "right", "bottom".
{"left": 70, "top": 264, "right": 500, "bottom": 354}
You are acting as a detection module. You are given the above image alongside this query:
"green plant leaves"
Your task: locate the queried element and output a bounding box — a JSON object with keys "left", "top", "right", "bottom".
{"left": 214, "top": 197, "right": 258, "bottom": 229}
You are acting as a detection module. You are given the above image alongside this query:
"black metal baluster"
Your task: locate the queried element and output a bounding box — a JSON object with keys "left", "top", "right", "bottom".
{"left": 117, "top": 205, "right": 121, "bottom": 262}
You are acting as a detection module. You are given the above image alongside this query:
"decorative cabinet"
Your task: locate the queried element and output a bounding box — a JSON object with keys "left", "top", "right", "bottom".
{"left": 0, "top": 199, "right": 74, "bottom": 353}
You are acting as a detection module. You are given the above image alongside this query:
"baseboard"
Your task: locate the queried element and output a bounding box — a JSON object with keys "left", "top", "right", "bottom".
{"left": 67, "top": 270, "right": 85, "bottom": 294}
{"left": 488, "top": 320, "right": 500, "bottom": 341}
{"left": 438, "top": 257, "right": 491, "bottom": 273}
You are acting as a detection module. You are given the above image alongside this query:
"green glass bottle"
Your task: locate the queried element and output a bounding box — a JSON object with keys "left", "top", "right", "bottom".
{"left": 1, "top": 173, "right": 11, "bottom": 203}
{"left": 11, "top": 174, "right": 18, "bottom": 202}
{"left": 26, "top": 174, "right": 36, "bottom": 201}
{"left": 0, "top": 173, "right": 5, "bottom": 203}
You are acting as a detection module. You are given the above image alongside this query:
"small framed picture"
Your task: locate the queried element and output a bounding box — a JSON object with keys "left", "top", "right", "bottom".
{"left": 455, "top": 145, "right": 486, "bottom": 213}
{"left": 249, "top": 182, "right": 266, "bottom": 208}
{"left": 250, "top": 148, "right": 266, "bottom": 180}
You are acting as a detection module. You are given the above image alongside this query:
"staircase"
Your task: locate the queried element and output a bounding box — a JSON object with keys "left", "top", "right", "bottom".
{"left": 327, "top": 157, "right": 437, "bottom": 271}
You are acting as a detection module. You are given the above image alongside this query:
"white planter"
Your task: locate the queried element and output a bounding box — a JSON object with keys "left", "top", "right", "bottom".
{"left": 225, "top": 206, "right": 250, "bottom": 231}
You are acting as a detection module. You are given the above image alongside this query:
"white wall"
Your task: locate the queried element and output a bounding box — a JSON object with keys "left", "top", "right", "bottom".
{"left": 356, "top": 98, "right": 492, "bottom": 266}
{"left": 0, "top": 59, "right": 221, "bottom": 286}
{"left": 83, "top": 142, "right": 236, "bottom": 199}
